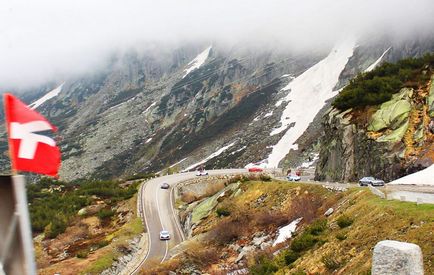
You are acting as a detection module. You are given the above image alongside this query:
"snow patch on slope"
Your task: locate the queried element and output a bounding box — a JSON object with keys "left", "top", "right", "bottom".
{"left": 365, "top": 47, "right": 391, "bottom": 72}
{"left": 273, "top": 218, "right": 303, "bottom": 246}
{"left": 389, "top": 165, "right": 434, "bottom": 186}
{"left": 169, "top": 158, "right": 188, "bottom": 168}
{"left": 29, "top": 83, "right": 64, "bottom": 109}
{"left": 264, "top": 111, "right": 273, "bottom": 118}
{"left": 183, "top": 46, "right": 212, "bottom": 78}
{"left": 142, "top": 102, "right": 156, "bottom": 114}
{"left": 230, "top": 146, "right": 247, "bottom": 155}
{"left": 182, "top": 141, "right": 236, "bottom": 171}
{"left": 267, "top": 38, "right": 356, "bottom": 168}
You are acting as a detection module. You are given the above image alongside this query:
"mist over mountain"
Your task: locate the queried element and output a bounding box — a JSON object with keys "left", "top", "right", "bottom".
{"left": 1, "top": 0, "right": 434, "bottom": 89}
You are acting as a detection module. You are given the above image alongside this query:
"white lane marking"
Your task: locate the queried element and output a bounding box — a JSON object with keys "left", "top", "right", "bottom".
{"left": 155, "top": 185, "right": 169, "bottom": 263}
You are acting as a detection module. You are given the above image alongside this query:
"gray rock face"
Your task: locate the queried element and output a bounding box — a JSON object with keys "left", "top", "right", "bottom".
{"left": 372, "top": 240, "right": 424, "bottom": 275}
{"left": 315, "top": 107, "right": 404, "bottom": 182}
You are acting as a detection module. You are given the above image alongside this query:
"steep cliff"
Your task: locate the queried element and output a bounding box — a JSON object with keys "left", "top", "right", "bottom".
{"left": 316, "top": 55, "right": 434, "bottom": 182}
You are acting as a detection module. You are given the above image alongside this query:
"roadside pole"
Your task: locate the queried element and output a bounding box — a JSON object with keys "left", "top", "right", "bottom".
{"left": 13, "top": 175, "right": 37, "bottom": 275}
{"left": 0, "top": 175, "right": 37, "bottom": 275}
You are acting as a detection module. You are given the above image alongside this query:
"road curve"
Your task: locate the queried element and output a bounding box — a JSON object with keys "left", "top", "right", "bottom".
{"left": 132, "top": 169, "right": 246, "bottom": 273}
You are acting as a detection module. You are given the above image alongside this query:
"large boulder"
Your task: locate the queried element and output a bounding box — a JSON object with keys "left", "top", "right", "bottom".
{"left": 372, "top": 240, "right": 423, "bottom": 275}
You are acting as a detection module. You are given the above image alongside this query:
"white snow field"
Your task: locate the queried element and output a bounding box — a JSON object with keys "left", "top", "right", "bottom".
{"left": 365, "top": 47, "right": 391, "bottom": 72}
{"left": 29, "top": 83, "right": 64, "bottom": 109}
{"left": 266, "top": 38, "right": 356, "bottom": 168}
{"left": 273, "top": 218, "right": 303, "bottom": 246}
{"left": 389, "top": 165, "right": 434, "bottom": 186}
{"left": 182, "top": 141, "right": 236, "bottom": 172}
{"left": 183, "top": 46, "right": 212, "bottom": 78}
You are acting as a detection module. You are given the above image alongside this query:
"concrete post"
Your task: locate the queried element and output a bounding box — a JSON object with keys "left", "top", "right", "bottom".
{"left": 372, "top": 240, "right": 424, "bottom": 275}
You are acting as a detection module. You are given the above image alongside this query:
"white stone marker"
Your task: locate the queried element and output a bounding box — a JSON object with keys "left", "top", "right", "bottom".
{"left": 372, "top": 240, "right": 424, "bottom": 275}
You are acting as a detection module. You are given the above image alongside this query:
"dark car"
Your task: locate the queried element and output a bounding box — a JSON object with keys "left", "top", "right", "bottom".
{"left": 161, "top": 182, "right": 170, "bottom": 189}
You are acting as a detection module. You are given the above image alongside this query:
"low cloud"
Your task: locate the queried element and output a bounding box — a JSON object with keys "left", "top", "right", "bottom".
{"left": 1, "top": 0, "right": 434, "bottom": 89}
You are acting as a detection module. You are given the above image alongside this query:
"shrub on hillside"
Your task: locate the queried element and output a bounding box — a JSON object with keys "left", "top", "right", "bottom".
{"left": 208, "top": 217, "right": 246, "bottom": 245}
{"left": 254, "top": 210, "right": 292, "bottom": 228}
{"left": 283, "top": 249, "right": 300, "bottom": 265}
{"left": 322, "top": 253, "right": 342, "bottom": 270}
{"left": 337, "top": 215, "right": 354, "bottom": 228}
{"left": 216, "top": 207, "right": 231, "bottom": 217}
{"left": 250, "top": 254, "right": 278, "bottom": 275}
{"left": 336, "top": 233, "right": 347, "bottom": 241}
{"left": 332, "top": 53, "right": 434, "bottom": 110}
{"left": 307, "top": 219, "right": 327, "bottom": 236}
{"left": 76, "top": 250, "right": 89, "bottom": 259}
{"left": 97, "top": 209, "right": 115, "bottom": 220}
{"left": 290, "top": 233, "right": 318, "bottom": 252}
{"left": 44, "top": 216, "right": 67, "bottom": 239}
{"left": 183, "top": 242, "right": 220, "bottom": 267}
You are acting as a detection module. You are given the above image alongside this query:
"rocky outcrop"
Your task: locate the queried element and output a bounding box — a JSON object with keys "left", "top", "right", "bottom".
{"left": 316, "top": 107, "right": 404, "bottom": 182}
{"left": 316, "top": 81, "right": 434, "bottom": 182}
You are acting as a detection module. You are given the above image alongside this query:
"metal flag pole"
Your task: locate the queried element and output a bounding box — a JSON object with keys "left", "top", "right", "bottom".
{"left": 0, "top": 212, "right": 18, "bottom": 275}
{"left": 12, "top": 175, "right": 37, "bottom": 275}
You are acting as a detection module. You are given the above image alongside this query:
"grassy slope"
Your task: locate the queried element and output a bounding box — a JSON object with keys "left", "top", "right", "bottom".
{"left": 81, "top": 194, "right": 144, "bottom": 275}
{"left": 143, "top": 179, "right": 433, "bottom": 274}
{"left": 38, "top": 194, "right": 145, "bottom": 275}
{"left": 277, "top": 188, "right": 434, "bottom": 274}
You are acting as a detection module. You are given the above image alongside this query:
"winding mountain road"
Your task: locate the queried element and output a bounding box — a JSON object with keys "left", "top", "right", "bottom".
{"left": 131, "top": 169, "right": 246, "bottom": 273}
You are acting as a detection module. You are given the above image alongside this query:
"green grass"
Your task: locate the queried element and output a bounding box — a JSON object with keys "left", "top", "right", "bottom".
{"left": 366, "top": 194, "right": 434, "bottom": 220}
{"left": 81, "top": 251, "right": 119, "bottom": 274}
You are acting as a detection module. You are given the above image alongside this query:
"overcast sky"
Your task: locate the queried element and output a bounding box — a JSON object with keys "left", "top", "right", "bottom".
{"left": 1, "top": 0, "right": 434, "bottom": 89}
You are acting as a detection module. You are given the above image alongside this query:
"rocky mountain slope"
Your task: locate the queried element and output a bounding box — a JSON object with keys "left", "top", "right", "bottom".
{"left": 1, "top": 36, "right": 433, "bottom": 181}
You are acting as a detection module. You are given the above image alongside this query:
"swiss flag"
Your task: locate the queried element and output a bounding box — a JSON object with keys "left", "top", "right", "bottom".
{"left": 3, "top": 93, "right": 61, "bottom": 177}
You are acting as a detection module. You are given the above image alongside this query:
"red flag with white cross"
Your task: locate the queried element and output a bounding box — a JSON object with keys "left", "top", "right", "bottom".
{"left": 3, "top": 93, "right": 61, "bottom": 177}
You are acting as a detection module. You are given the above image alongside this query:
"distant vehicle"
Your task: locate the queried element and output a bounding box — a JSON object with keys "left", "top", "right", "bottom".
{"left": 248, "top": 167, "right": 264, "bottom": 172}
{"left": 160, "top": 182, "right": 170, "bottom": 189}
{"left": 196, "top": 169, "right": 209, "bottom": 176}
{"left": 287, "top": 175, "right": 301, "bottom": 181}
{"left": 159, "top": 230, "right": 170, "bottom": 240}
{"left": 359, "top": 177, "right": 385, "bottom": 186}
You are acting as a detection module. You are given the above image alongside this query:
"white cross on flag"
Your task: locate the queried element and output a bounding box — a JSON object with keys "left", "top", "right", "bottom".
{"left": 3, "top": 93, "right": 61, "bottom": 177}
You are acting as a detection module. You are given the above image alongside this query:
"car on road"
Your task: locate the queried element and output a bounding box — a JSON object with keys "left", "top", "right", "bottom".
{"left": 160, "top": 182, "right": 170, "bottom": 189}
{"left": 248, "top": 167, "right": 264, "bottom": 172}
{"left": 196, "top": 169, "right": 209, "bottom": 176}
{"left": 359, "top": 177, "right": 385, "bottom": 186}
{"left": 287, "top": 175, "right": 301, "bottom": 181}
{"left": 159, "top": 230, "right": 170, "bottom": 240}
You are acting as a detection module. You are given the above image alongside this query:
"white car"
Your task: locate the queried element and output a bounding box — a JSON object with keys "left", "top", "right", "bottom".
{"left": 287, "top": 175, "right": 301, "bottom": 181}
{"left": 159, "top": 230, "right": 170, "bottom": 240}
{"left": 196, "top": 170, "right": 209, "bottom": 176}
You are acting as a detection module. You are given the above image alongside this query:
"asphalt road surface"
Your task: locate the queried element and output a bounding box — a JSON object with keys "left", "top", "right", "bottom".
{"left": 132, "top": 169, "right": 246, "bottom": 273}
